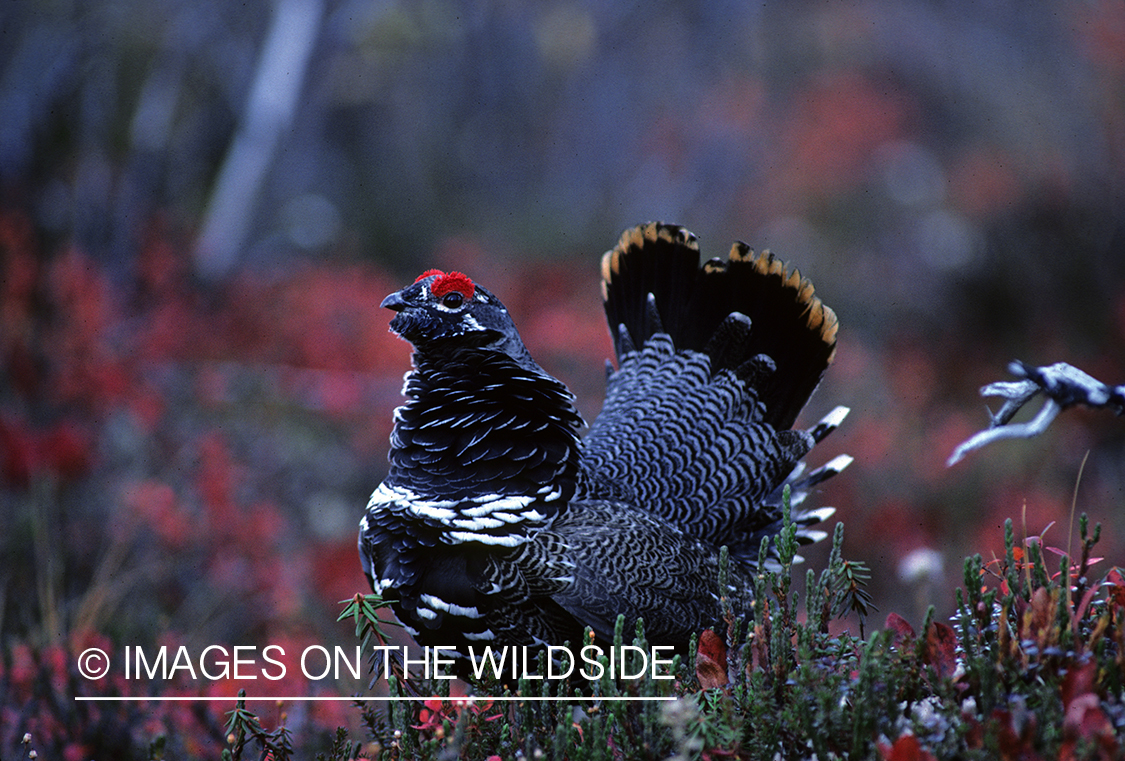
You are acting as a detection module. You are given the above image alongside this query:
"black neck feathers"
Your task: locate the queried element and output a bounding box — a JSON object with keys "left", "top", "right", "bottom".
{"left": 387, "top": 346, "right": 583, "bottom": 504}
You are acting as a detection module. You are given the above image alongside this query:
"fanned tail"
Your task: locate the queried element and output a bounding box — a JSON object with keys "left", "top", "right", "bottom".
{"left": 601, "top": 222, "right": 839, "bottom": 429}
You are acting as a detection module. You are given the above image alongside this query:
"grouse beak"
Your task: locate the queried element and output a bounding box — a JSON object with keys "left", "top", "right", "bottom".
{"left": 381, "top": 290, "right": 407, "bottom": 311}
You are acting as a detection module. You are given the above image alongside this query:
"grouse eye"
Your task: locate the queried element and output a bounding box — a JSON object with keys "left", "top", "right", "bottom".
{"left": 441, "top": 291, "right": 464, "bottom": 309}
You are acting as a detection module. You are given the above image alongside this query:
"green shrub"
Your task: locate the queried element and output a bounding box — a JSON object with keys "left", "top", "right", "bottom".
{"left": 272, "top": 494, "right": 1122, "bottom": 760}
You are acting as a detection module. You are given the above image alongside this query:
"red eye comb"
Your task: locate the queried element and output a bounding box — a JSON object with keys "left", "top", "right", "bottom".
{"left": 416, "top": 269, "right": 475, "bottom": 299}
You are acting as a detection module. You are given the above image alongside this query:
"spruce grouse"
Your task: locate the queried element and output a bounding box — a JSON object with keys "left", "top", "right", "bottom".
{"left": 359, "top": 223, "right": 850, "bottom": 655}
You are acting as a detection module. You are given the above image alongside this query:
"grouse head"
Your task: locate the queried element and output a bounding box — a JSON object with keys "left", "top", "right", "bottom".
{"left": 382, "top": 269, "right": 537, "bottom": 366}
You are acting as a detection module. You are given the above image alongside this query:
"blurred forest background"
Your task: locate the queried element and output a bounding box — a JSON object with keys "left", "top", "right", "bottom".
{"left": 2, "top": 0, "right": 1124, "bottom": 756}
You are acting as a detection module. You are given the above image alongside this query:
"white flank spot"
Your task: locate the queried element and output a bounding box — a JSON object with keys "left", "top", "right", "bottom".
{"left": 464, "top": 493, "right": 534, "bottom": 512}
{"left": 464, "top": 629, "right": 495, "bottom": 641}
{"left": 453, "top": 516, "right": 505, "bottom": 530}
{"left": 367, "top": 485, "right": 546, "bottom": 535}
{"left": 367, "top": 483, "right": 460, "bottom": 523}
{"left": 537, "top": 485, "right": 563, "bottom": 501}
{"left": 462, "top": 500, "right": 505, "bottom": 517}
{"left": 416, "top": 607, "right": 437, "bottom": 620}
{"left": 421, "top": 594, "right": 483, "bottom": 619}
{"left": 449, "top": 531, "right": 526, "bottom": 547}
{"left": 413, "top": 502, "right": 459, "bottom": 522}
{"left": 490, "top": 494, "right": 536, "bottom": 511}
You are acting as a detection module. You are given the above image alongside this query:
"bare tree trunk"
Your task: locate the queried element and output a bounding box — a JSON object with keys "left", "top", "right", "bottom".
{"left": 193, "top": 0, "right": 324, "bottom": 280}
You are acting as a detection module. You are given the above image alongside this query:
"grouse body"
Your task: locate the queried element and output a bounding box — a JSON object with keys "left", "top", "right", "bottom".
{"left": 359, "top": 223, "right": 850, "bottom": 654}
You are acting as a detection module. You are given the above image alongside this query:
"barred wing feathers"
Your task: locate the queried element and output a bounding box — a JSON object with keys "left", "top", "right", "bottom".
{"left": 581, "top": 223, "right": 844, "bottom": 560}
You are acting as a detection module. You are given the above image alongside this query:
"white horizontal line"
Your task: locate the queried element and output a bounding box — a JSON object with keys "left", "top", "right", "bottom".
{"left": 75, "top": 695, "right": 676, "bottom": 702}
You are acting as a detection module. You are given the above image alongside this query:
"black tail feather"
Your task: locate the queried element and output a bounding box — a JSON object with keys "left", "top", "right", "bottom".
{"left": 601, "top": 222, "right": 839, "bottom": 430}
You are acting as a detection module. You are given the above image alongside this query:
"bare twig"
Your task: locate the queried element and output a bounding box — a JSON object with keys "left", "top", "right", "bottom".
{"left": 948, "top": 361, "right": 1125, "bottom": 465}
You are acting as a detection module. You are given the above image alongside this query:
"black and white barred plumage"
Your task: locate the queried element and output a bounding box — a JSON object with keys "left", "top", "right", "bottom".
{"left": 359, "top": 223, "right": 850, "bottom": 654}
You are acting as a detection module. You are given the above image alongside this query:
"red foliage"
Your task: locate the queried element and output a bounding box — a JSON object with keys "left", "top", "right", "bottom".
{"left": 923, "top": 622, "right": 958, "bottom": 682}
{"left": 694, "top": 628, "right": 729, "bottom": 690}
{"left": 1106, "top": 568, "right": 1125, "bottom": 610}
{"left": 885, "top": 611, "right": 916, "bottom": 644}
{"left": 883, "top": 612, "right": 957, "bottom": 683}
{"left": 775, "top": 71, "right": 914, "bottom": 204}
{"left": 0, "top": 219, "right": 404, "bottom": 752}
{"left": 3, "top": 211, "right": 1124, "bottom": 755}
{"left": 0, "top": 415, "right": 93, "bottom": 487}
{"left": 411, "top": 698, "right": 502, "bottom": 740}
{"left": 1073, "top": 0, "right": 1125, "bottom": 73}
{"left": 878, "top": 733, "right": 938, "bottom": 761}
{"left": 310, "top": 539, "right": 366, "bottom": 610}
{"left": 1058, "top": 662, "right": 1120, "bottom": 760}
{"left": 948, "top": 147, "right": 1024, "bottom": 218}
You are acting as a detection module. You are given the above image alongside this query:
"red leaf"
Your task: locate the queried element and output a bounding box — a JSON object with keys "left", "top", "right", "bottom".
{"left": 695, "top": 629, "right": 728, "bottom": 689}
{"left": 1070, "top": 586, "right": 1099, "bottom": 632}
{"left": 1060, "top": 661, "right": 1097, "bottom": 709}
{"left": 924, "top": 621, "right": 958, "bottom": 680}
{"left": 885, "top": 612, "right": 916, "bottom": 647}
{"left": 1061, "top": 680, "right": 1118, "bottom": 757}
{"left": 1026, "top": 587, "right": 1055, "bottom": 642}
{"left": 1043, "top": 545, "right": 1069, "bottom": 559}
{"left": 877, "top": 733, "right": 937, "bottom": 761}
{"left": 991, "top": 708, "right": 1040, "bottom": 761}
{"left": 1105, "top": 568, "right": 1125, "bottom": 610}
